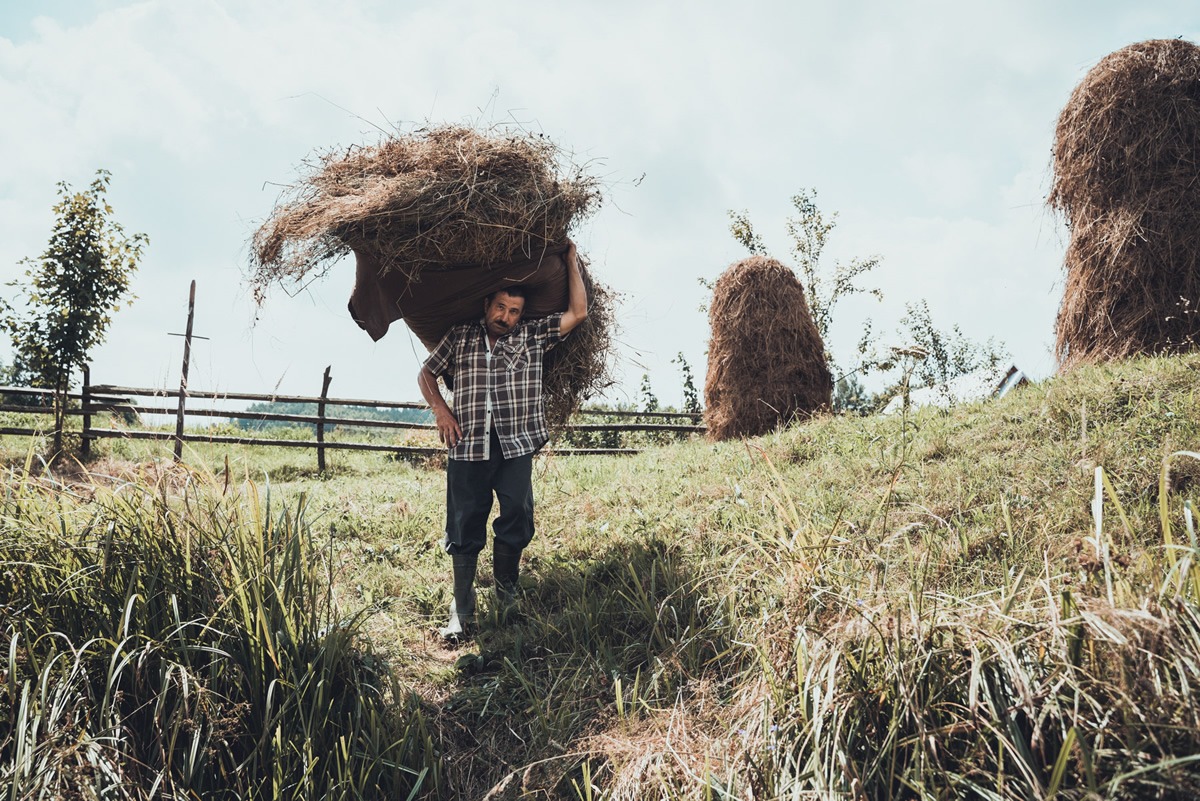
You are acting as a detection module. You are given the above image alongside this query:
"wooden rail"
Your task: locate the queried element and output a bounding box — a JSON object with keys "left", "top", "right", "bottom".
{"left": 89, "top": 384, "right": 431, "bottom": 410}
{"left": 0, "top": 373, "right": 705, "bottom": 466}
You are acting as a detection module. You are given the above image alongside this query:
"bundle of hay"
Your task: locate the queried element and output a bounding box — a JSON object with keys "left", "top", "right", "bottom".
{"left": 1050, "top": 38, "right": 1200, "bottom": 370}
{"left": 250, "top": 125, "right": 614, "bottom": 425}
{"left": 251, "top": 125, "right": 602, "bottom": 290}
{"left": 703, "top": 256, "right": 831, "bottom": 440}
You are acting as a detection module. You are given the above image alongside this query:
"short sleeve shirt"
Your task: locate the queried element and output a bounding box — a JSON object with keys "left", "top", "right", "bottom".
{"left": 423, "top": 314, "right": 564, "bottom": 461}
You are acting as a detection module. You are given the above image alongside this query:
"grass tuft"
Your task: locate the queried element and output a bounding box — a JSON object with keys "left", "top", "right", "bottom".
{"left": 0, "top": 462, "right": 439, "bottom": 800}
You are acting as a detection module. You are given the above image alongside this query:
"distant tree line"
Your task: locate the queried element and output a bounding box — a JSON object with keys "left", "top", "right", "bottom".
{"left": 235, "top": 401, "right": 431, "bottom": 434}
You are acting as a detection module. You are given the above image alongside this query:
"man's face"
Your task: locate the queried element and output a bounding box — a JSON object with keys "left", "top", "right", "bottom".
{"left": 484, "top": 291, "right": 525, "bottom": 338}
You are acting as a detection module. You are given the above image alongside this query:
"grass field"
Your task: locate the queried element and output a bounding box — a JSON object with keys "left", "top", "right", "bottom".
{"left": 4, "top": 353, "right": 1200, "bottom": 798}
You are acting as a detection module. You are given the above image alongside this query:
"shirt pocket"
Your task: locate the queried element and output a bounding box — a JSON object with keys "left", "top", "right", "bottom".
{"left": 503, "top": 351, "right": 530, "bottom": 372}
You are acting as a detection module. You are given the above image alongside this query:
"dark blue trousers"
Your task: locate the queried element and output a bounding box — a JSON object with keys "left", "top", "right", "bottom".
{"left": 443, "top": 431, "right": 534, "bottom": 556}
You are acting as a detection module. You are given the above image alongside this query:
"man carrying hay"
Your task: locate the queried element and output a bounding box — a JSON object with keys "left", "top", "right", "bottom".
{"left": 418, "top": 241, "right": 588, "bottom": 640}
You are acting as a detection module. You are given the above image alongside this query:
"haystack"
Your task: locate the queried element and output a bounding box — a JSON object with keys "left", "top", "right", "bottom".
{"left": 250, "top": 125, "right": 614, "bottom": 426}
{"left": 703, "top": 256, "right": 831, "bottom": 440}
{"left": 1050, "top": 38, "right": 1200, "bottom": 370}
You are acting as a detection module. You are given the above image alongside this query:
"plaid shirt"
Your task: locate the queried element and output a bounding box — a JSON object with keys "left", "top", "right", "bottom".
{"left": 423, "top": 313, "right": 564, "bottom": 461}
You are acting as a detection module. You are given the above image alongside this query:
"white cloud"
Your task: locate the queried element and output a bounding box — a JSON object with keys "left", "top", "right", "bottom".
{"left": 0, "top": 0, "right": 1196, "bottom": 407}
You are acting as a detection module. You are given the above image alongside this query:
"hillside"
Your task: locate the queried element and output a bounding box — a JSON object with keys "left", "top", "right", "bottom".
{"left": 4, "top": 353, "right": 1200, "bottom": 799}
{"left": 267, "top": 352, "right": 1200, "bottom": 796}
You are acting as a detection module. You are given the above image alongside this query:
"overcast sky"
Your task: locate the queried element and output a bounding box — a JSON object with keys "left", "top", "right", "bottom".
{"left": 1, "top": 1, "right": 1196, "bottom": 409}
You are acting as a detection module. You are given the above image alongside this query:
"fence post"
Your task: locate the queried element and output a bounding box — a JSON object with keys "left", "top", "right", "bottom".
{"left": 316, "top": 366, "right": 332, "bottom": 472}
{"left": 174, "top": 280, "right": 196, "bottom": 463}
{"left": 81, "top": 365, "right": 92, "bottom": 459}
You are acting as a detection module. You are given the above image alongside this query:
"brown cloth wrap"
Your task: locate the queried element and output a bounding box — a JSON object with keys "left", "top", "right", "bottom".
{"left": 348, "top": 243, "right": 572, "bottom": 350}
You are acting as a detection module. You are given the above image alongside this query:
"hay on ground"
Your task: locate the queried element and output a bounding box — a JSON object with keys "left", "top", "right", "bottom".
{"left": 703, "top": 256, "right": 831, "bottom": 441}
{"left": 1050, "top": 38, "right": 1200, "bottom": 370}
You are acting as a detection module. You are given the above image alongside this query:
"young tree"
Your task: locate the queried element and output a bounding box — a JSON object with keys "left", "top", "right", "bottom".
{"left": 2, "top": 170, "right": 147, "bottom": 454}
{"left": 897, "top": 300, "right": 1008, "bottom": 388}
{"left": 727, "top": 192, "right": 1013, "bottom": 416}
{"left": 638, "top": 373, "right": 660, "bottom": 413}
{"left": 672, "top": 352, "right": 702, "bottom": 415}
{"left": 728, "top": 188, "right": 883, "bottom": 375}
{"left": 867, "top": 300, "right": 1011, "bottom": 410}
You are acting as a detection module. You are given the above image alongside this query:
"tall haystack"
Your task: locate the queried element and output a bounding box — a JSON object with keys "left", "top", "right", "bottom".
{"left": 250, "top": 125, "right": 614, "bottom": 425}
{"left": 1051, "top": 38, "right": 1200, "bottom": 370}
{"left": 704, "top": 256, "right": 831, "bottom": 441}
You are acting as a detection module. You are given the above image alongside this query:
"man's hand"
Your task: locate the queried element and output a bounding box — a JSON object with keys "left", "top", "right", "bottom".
{"left": 433, "top": 406, "right": 463, "bottom": 449}
{"left": 418, "top": 366, "right": 462, "bottom": 449}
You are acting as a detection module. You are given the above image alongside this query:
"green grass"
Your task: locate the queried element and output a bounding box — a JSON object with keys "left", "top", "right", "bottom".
{"left": 4, "top": 353, "right": 1200, "bottom": 798}
{"left": 0, "top": 457, "right": 440, "bottom": 799}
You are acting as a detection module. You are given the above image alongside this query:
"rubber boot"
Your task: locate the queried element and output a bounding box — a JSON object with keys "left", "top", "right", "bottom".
{"left": 439, "top": 555, "right": 477, "bottom": 641}
{"left": 493, "top": 541, "right": 522, "bottom": 619}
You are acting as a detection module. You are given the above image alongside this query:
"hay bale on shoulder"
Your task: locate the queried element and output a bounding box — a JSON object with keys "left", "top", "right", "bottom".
{"left": 250, "top": 125, "right": 602, "bottom": 296}
{"left": 249, "top": 125, "right": 614, "bottom": 427}
{"left": 1050, "top": 38, "right": 1200, "bottom": 369}
{"left": 703, "top": 256, "right": 831, "bottom": 441}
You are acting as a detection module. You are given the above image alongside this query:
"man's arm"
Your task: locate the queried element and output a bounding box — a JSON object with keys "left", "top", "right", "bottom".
{"left": 559, "top": 240, "right": 588, "bottom": 336}
{"left": 418, "top": 366, "right": 462, "bottom": 449}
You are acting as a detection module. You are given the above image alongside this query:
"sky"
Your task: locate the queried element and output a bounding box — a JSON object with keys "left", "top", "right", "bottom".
{"left": 1, "top": 1, "right": 1197, "bottom": 411}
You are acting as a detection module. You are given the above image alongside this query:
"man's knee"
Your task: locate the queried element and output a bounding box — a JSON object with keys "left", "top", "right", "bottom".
{"left": 445, "top": 460, "right": 493, "bottom": 555}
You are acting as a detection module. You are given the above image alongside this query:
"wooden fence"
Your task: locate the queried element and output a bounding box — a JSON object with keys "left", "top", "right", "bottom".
{"left": 0, "top": 371, "right": 705, "bottom": 467}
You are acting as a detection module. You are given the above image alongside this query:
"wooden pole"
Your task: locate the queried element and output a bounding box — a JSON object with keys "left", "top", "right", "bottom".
{"left": 81, "top": 365, "right": 92, "bottom": 459}
{"left": 174, "top": 280, "right": 196, "bottom": 463}
{"left": 316, "top": 366, "right": 332, "bottom": 472}
{"left": 52, "top": 372, "right": 65, "bottom": 458}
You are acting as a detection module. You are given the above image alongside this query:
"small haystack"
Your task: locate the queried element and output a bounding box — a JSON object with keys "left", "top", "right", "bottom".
{"left": 250, "top": 125, "right": 614, "bottom": 425}
{"left": 703, "top": 256, "right": 831, "bottom": 440}
{"left": 1050, "top": 38, "right": 1200, "bottom": 370}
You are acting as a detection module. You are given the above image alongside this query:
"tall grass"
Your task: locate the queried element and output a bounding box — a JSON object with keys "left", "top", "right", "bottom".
{"left": 726, "top": 434, "right": 1200, "bottom": 801}
{"left": 6, "top": 354, "right": 1200, "bottom": 799}
{"left": 0, "top": 457, "right": 439, "bottom": 800}
{"left": 572, "top": 357, "right": 1200, "bottom": 799}
{"left": 746, "top": 580, "right": 1200, "bottom": 799}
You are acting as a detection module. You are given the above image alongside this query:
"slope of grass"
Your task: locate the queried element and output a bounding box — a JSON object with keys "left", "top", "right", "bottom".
{"left": 4, "top": 353, "right": 1200, "bottom": 798}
